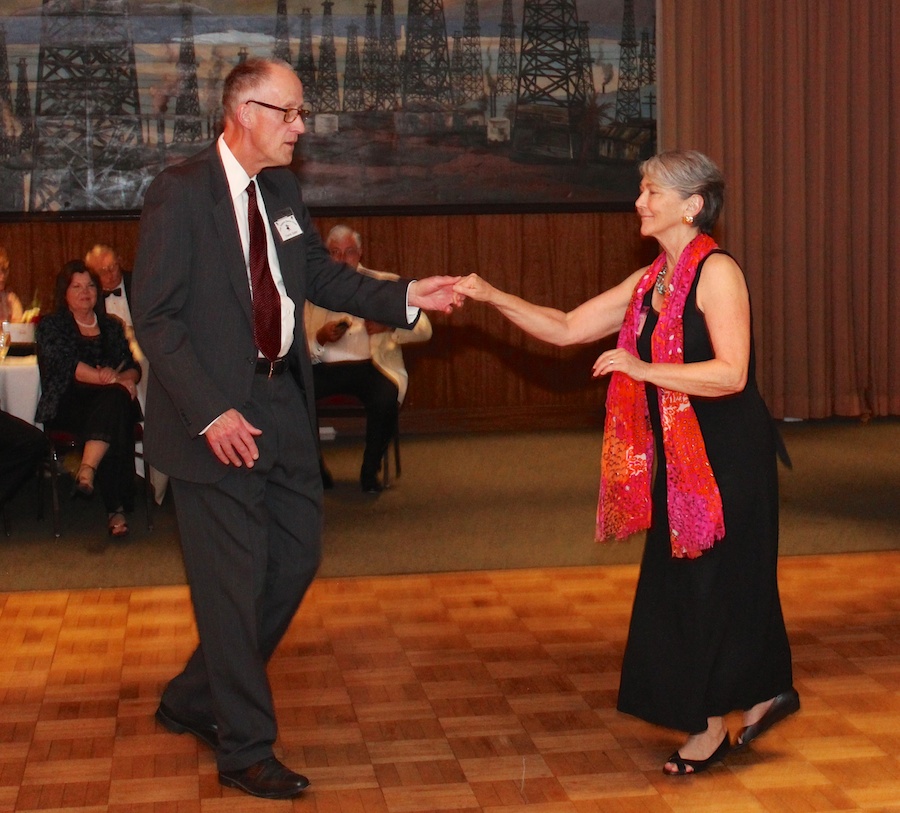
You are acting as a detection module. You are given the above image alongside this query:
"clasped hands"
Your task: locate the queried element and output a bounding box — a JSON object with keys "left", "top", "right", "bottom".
{"left": 96, "top": 364, "right": 138, "bottom": 400}
{"left": 408, "top": 276, "right": 466, "bottom": 314}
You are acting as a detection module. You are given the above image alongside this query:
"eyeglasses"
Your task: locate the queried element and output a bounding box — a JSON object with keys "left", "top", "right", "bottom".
{"left": 246, "top": 99, "right": 311, "bottom": 123}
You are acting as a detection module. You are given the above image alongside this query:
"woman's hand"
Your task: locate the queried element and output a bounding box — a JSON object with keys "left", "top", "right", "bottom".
{"left": 116, "top": 377, "right": 138, "bottom": 400}
{"left": 453, "top": 273, "right": 497, "bottom": 303}
{"left": 593, "top": 349, "right": 647, "bottom": 381}
{"left": 96, "top": 365, "right": 118, "bottom": 385}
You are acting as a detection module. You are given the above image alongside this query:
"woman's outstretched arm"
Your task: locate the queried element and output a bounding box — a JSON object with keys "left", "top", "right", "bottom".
{"left": 453, "top": 268, "right": 645, "bottom": 347}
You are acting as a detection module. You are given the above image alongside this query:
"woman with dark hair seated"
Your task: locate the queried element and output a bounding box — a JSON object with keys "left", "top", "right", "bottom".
{"left": 36, "top": 260, "right": 142, "bottom": 538}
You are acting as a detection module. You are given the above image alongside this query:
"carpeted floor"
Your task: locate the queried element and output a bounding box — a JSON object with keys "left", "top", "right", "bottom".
{"left": 1, "top": 419, "right": 898, "bottom": 592}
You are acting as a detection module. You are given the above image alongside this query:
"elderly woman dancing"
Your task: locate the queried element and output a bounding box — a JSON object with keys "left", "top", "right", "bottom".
{"left": 454, "top": 149, "right": 798, "bottom": 775}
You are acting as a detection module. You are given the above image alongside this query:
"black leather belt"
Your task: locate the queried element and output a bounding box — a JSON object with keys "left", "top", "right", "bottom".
{"left": 255, "top": 357, "right": 288, "bottom": 377}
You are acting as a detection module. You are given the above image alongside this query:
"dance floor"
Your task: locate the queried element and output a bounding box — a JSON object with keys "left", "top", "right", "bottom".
{"left": 2, "top": 551, "right": 899, "bottom": 812}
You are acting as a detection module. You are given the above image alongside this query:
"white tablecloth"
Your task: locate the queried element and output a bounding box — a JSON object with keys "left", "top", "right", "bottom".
{"left": 0, "top": 354, "right": 40, "bottom": 424}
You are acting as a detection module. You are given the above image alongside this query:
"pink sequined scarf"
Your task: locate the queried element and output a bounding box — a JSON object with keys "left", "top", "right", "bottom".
{"left": 596, "top": 233, "right": 725, "bottom": 559}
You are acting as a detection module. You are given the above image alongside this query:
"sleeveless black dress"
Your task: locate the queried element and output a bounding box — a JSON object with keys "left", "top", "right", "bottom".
{"left": 616, "top": 252, "right": 793, "bottom": 734}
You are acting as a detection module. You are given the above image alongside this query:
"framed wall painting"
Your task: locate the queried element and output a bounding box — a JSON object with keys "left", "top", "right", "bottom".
{"left": 0, "top": 0, "right": 656, "bottom": 218}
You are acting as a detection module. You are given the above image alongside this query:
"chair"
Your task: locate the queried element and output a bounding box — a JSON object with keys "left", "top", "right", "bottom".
{"left": 42, "top": 423, "right": 154, "bottom": 537}
{"left": 316, "top": 394, "right": 401, "bottom": 487}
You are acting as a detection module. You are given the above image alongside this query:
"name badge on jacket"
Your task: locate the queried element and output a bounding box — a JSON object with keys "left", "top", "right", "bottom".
{"left": 274, "top": 210, "right": 303, "bottom": 242}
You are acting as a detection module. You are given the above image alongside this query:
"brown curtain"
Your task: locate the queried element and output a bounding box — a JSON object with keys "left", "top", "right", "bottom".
{"left": 659, "top": 0, "right": 899, "bottom": 418}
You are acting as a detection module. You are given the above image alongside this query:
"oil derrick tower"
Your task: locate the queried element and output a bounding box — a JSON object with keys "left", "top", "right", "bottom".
{"left": 374, "top": 0, "right": 400, "bottom": 110}
{"left": 0, "top": 26, "right": 13, "bottom": 158}
{"left": 15, "top": 58, "right": 36, "bottom": 157}
{"left": 342, "top": 24, "right": 364, "bottom": 111}
{"left": 639, "top": 26, "right": 656, "bottom": 119}
{"left": 274, "top": 0, "right": 292, "bottom": 64}
{"left": 495, "top": 0, "right": 517, "bottom": 96}
{"left": 450, "top": 32, "right": 463, "bottom": 97}
{"left": 455, "top": 0, "right": 485, "bottom": 105}
{"left": 31, "top": 0, "right": 145, "bottom": 212}
{"left": 173, "top": 1, "right": 202, "bottom": 144}
{"left": 402, "top": 0, "right": 454, "bottom": 108}
{"left": 614, "top": 0, "right": 641, "bottom": 122}
{"left": 639, "top": 28, "right": 654, "bottom": 86}
{"left": 513, "top": 0, "right": 588, "bottom": 160}
{"left": 316, "top": 1, "right": 340, "bottom": 112}
{"left": 361, "top": 2, "right": 380, "bottom": 109}
{"left": 295, "top": 9, "right": 318, "bottom": 112}
{"left": 577, "top": 21, "right": 595, "bottom": 100}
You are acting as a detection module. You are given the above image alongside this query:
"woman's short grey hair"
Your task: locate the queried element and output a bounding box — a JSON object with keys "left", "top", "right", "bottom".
{"left": 640, "top": 150, "right": 725, "bottom": 234}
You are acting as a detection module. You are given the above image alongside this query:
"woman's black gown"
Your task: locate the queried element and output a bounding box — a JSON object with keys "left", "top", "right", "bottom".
{"left": 616, "top": 253, "right": 793, "bottom": 734}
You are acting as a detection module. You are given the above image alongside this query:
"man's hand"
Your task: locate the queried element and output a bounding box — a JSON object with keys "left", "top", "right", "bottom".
{"left": 408, "top": 276, "right": 465, "bottom": 314}
{"left": 317, "top": 319, "right": 351, "bottom": 345}
{"left": 204, "top": 408, "right": 263, "bottom": 467}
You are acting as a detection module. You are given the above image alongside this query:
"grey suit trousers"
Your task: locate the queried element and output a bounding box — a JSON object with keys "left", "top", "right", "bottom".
{"left": 161, "top": 371, "right": 322, "bottom": 771}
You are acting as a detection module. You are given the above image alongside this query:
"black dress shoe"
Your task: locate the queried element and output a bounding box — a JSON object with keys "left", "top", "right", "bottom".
{"left": 155, "top": 703, "right": 218, "bottom": 750}
{"left": 360, "top": 473, "right": 383, "bottom": 493}
{"left": 735, "top": 687, "right": 801, "bottom": 750}
{"left": 219, "top": 756, "right": 310, "bottom": 799}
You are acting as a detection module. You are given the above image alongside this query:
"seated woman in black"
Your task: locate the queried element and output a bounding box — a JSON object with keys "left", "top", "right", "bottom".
{"left": 36, "top": 260, "right": 142, "bottom": 538}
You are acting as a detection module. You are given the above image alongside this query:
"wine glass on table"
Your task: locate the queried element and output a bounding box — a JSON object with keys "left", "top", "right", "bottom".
{"left": 0, "top": 322, "right": 11, "bottom": 362}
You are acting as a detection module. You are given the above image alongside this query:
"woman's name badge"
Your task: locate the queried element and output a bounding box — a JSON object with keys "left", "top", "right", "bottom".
{"left": 274, "top": 212, "right": 302, "bottom": 242}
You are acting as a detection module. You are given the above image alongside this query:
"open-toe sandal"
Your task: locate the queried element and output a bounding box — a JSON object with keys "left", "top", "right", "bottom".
{"left": 663, "top": 733, "right": 731, "bottom": 776}
{"left": 72, "top": 464, "right": 96, "bottom": 498}
{"left": 107, "top": 512, "right": 129, "bottom": 538}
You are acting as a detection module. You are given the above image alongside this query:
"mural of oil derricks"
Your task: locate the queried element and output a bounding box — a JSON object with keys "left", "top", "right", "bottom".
{"left": 0, "top": 0, "right": 656, "bottom": 213}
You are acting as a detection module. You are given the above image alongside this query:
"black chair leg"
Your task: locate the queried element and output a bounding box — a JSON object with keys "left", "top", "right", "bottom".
{"left": 48, "top": 447, "right": 61, "bottom": 538}
{"left": 144, "top": 470, "right": 154, "bottom": 531}
{"left": 393, "top": 414, "right": 402, "bottom": 478}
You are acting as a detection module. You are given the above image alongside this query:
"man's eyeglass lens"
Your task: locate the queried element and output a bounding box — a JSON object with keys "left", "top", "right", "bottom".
{"left": 247, "top": 99, "right": 310, "bottom": 123}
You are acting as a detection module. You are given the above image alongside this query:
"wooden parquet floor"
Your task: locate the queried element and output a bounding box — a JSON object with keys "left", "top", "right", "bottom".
{"left": 2, "top": 551, "right": 899, "bottom": 812}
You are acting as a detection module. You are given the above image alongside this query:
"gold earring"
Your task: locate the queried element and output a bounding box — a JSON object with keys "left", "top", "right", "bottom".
{"left": 683, "top": 213, "right": 695, "bottom": 225}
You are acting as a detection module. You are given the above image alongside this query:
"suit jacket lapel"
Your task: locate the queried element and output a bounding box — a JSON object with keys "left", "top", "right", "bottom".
{"left": 208, "top": 147, "right": 254, "bottom": 325}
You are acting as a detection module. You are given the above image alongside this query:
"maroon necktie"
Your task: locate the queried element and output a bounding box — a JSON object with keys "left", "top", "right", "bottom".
{"left": 246, "top": 181, "right": 281, "bottom": 361}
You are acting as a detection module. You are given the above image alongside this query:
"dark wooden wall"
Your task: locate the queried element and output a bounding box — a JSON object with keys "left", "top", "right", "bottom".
{"left": 0, "top": 211, "right": 655, "bottom": 433}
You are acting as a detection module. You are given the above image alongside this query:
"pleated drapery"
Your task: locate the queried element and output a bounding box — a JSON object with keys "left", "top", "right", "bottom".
{"left": 659, "top": 0, "right": 899, "bottom": 418}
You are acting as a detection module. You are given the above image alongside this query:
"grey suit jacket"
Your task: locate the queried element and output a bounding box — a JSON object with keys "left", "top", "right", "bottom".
{"left": 132, "top": 142, "right": 412, "bottom": 483}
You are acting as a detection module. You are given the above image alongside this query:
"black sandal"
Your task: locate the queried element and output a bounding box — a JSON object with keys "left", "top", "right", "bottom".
{"left": 734, "top": 688, "right": 800, "bottom": 750}
{"left": 107, "top": 511, "right": 129, "bottom": 538}
{"left": 663, "top": 733, "right": 731, "bottom": 776}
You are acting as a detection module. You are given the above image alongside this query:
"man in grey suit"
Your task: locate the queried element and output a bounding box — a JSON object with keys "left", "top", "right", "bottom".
{"left": 132, "top": 57, "right": 461, "bottom": 800}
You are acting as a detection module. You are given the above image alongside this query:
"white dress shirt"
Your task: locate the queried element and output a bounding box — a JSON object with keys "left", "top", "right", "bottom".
{"left": 218, "top": 135, "right": 296, "bottom": 360}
